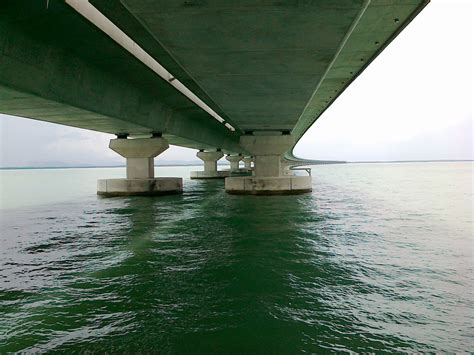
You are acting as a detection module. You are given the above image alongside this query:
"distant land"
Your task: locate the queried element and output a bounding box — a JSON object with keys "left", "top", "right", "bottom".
{"left": 350, "top": 159, "right": 473, "bottom": 164}
{"left": 0, "top": 160, "right": 472, "bottom": 170}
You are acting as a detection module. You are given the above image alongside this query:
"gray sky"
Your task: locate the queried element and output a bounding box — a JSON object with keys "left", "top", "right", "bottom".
{"left": 0, "top": 0, "right": 472, "bottom": 167}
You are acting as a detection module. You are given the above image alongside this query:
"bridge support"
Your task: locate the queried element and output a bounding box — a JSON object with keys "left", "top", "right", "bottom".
{"left": 282, "top": 162, "right": 293, "bottom": 176}
{"left": 242, "top": 156, "right": 253, "bottom": 171}
{"left": 225, "top": 135, "right": 312, "bottom": 195}
{"left": 226, "top": 154, "right": 243, "bottom": 172}
{"left": 97, "top": 137, "right": 182, "bottom": 196}
{"left": 190, "top": 150, "right": 229, "bottom": 179}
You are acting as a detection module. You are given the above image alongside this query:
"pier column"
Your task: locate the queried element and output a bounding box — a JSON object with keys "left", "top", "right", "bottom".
{"left": 225, "top": 134, "right": 311, "bottom": 195}
{"left": 97, "top": 136, "right": 182, "bottom": 196}
{"left": 281, "top": 162, "right": 293, "bottom": 176}
{"left": 242, "top": 156, "right": 253, "bottom": 170}
{"left": 190, "top": 150, "right": 229, "bottom": 179}
{"left": 226, "top": 154, "right": 243, "bottom": 172}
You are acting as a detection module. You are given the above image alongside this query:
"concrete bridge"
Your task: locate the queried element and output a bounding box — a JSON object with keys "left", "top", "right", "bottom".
{"left": 0, "top": 0, "right": 428, "bottom": 195}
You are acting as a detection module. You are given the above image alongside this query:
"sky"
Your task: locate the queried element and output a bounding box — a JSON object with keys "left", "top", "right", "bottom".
{"left": 0, "top": 0, "right": 472, "bottom": 167}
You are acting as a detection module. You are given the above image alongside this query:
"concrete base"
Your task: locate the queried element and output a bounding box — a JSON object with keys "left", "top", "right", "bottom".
{"left": 225, "top": 175, "right": 312, "bottom": 195}
{"left": 190, "top": 170, "right": 230, "bottom": 179}
{"left": 230, "top": 168, "right": 253, "bottom": 177}
{"left": 97, "top": 178, "right": 182, "bottom": 196}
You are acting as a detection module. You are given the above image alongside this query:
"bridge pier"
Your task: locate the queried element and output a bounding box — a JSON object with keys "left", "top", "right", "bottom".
{"left": 190, "top": 150, "right": 229, "bottom": 179}
{"left": 282, "top": 162, "right": 293, "bottom": 176}
{"left": 226, "top": 154, "right": 243, "bottom": 172}
{"left": 97, "top": 137, "right": 182, "bottom": 196}
{"left": 225, "top": 135, "right": 312, "bottom": 195}
{"left": 242, "top": 156, "right": 253, "bottom": 171}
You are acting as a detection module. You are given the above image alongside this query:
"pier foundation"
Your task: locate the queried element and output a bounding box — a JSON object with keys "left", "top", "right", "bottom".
{"left": 190, "top": 150, "right": 229, "bottom": 179}
{"left": 97, "top": 136, "right": 182, "bottom": 196}
{"left": 225, "top": 134, "right": 312, "bottom": 195}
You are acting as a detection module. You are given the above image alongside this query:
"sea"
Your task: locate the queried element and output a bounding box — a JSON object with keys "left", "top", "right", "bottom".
{"left": 0, "top": 162, "right": 472, "bottom": 353}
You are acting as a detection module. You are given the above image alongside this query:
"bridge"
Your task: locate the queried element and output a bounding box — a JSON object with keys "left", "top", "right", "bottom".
{"left": 0, "top": 0, "right": 428, "bottom": 195}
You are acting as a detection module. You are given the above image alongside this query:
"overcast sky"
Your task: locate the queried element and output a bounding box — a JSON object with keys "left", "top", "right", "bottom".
{"left": 0, "top": 0, "right": 472, "bottom": 167}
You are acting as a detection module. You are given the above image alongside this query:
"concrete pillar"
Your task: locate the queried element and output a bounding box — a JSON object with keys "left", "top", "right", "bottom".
{"left": 98, "top": 137, "right": 182, "bottom": 196}
{"left": 225, "top": 134, "right": 311, "bottom": 195}
{"left": 242, "top": 156, "right": 253, "bottom": 170}
{"left": 242, "top": 135, "right": 293, "bottom": 177}
{"left": 190, "top": 150, "right": 229, "bottom": 179}
{"left": 226, "top": 154, "right": 243, "bottom": 172}
{"left": 109, "top": 137, "right": 168, "bottom": 179}
{"left": 281, "top": 162, "right": 294, "bottom": 176}
{"left": 197, "top": 150, "right": 223, "bottom": 173}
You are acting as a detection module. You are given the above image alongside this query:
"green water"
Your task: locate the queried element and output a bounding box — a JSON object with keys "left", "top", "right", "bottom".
{"left": 0, "top": 163, "right": 472, "bottom": 352}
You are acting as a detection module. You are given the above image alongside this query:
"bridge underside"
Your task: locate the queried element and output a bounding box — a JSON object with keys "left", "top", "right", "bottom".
{"left": 0, "top": 0, "right": 428, "bottom": 156}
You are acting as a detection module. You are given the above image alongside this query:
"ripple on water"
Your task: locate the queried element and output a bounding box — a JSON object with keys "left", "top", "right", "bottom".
{"left": 1, "top": 163, "right": 473, "bottom": 352}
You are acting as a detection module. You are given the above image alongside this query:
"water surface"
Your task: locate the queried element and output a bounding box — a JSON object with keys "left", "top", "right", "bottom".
{"left": 0, "top": 163, "right": 472, "bottom": 352}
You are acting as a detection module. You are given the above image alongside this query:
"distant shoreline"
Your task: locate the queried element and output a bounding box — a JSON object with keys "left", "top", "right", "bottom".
{"left": 348, "top": 159, "right": 473, "bottom": 164}
{"left": 0, "top": 160, "right": 472, "bottom": 170}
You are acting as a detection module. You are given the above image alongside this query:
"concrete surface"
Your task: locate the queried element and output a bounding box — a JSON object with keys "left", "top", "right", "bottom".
{"left": 242, "top": 156, "right": 253, "bottom": 170}
{"left": 226, "top": 134, "right": 312, "bottom": 194}
{"left": 191, "top": 150, "right": 228, "bottom": 179}
{"left": 190, "top": 170, "right": 230, "bottom": 179}
{"left": 110, "top": 137, "right": 169, "bottom": 179}
{"left": 226, "top": 155, "right": 243, "bottom": 172}
{"left": 99, "top": 136, "right": 182, "bottom": 196}
{"left": 241, "top": 134, "right": 294, "bottom": 178}
{"left": 97, "top": 178, "right": 182, "bottom": 196}
{"left": 225, "top": 176, "right": 312, "bottom": 195}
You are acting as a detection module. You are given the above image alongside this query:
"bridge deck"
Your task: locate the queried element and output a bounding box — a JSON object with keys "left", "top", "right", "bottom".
{"left": 0, "top": 0, "right": 428, "bottom": 154}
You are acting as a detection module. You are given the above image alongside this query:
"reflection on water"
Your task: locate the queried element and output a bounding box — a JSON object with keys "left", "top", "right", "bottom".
{"left": 0, "top": 163, "right": 472, "bottom": 352}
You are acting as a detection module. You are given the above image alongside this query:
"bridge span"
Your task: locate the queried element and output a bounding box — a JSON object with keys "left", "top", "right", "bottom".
{"left": 0, "top": 0, "right": 428, "bottom": 195}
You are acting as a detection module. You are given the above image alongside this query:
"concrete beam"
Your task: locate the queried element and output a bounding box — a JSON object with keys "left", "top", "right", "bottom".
{"left": 0, "top": 5, "right": 242, "bottom": 152}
